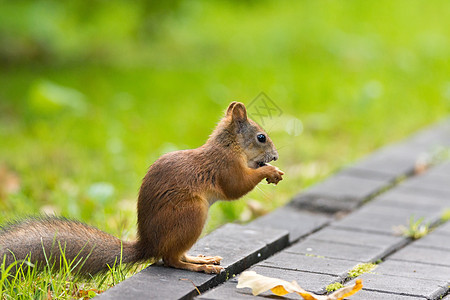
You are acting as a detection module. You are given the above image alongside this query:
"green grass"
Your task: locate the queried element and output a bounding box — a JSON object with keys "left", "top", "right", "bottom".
{"left": 1, "top": 0, "right": 450, "bottom": 297}
{"left": 0, "top": 244, "right": 147, "bottom": 299}
{"left": 397, "top": 216, "right": 431, "bottom": 240}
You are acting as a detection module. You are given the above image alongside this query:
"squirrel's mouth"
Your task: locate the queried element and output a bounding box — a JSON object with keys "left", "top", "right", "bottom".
{"left": 250, "top": 154, "right": 276, "bottom": 169}
{"left": 256, "top": 161, "right": 267, "bottom": 168}
{"left": 252, "top": 159, "right": 271, "bottom": 169}
{"left": 249, "top": 160, "right": 266, "bottom": 169}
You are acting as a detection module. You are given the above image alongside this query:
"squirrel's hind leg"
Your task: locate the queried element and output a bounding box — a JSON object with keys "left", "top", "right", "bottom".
{"left": 158, "top": 196, "right": 223, "bottom": 274}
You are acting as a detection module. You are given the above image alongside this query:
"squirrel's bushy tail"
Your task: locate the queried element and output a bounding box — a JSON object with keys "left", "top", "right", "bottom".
{"left": 0, "top": 216, "right": 145, "bottom": 275}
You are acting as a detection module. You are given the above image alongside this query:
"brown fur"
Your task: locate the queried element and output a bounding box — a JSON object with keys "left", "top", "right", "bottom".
{"left": 0, "top": 217, "right": 141, "bottom": 274}
{"left": 0, "top": 102, "right": 283, "bottom": 275}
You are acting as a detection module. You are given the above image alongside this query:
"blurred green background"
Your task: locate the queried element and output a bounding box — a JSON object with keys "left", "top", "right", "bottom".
{"left": 1, "top": 0, "right": 450, "bottom": 239}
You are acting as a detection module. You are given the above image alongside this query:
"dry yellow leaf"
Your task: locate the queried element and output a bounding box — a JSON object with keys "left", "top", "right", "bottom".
{"left": 237, "top": 271, "right": 363, "bottom": 300}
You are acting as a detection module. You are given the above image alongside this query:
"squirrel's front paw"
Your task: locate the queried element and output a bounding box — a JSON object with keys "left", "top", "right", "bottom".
{"left": 264, "top": 164, "right": 284, "bottom": 185}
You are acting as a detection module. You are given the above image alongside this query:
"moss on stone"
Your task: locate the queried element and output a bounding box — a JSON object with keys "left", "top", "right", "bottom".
{"left": 348, "top": 263, "right": 376, "bottom": 278}
{"left": 326, "top": 282, "right": 344, "bottom": 293}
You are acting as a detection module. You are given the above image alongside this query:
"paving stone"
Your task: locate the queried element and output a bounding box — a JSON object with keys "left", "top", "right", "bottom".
{"left": 291, "top": 174, "right": 388, "bottom": 213}
{"left": 373, "top": 260, "right": 450, "bottom": 282}
{"left": 333, "top": 206, "right": 442, "bottom": 235}
{"left": 432, "top": 221, "right": 450, "bottom": 235}
{"left": 355, "top": 273, "right": 448, "bottom": 299}
{"left": 189, "top": 224, "right": 289, "bottom": 272}
{"left": 253, "top": 265, "right": 340, "bottom": 294}
{"left": 309, "top": 227, "right": 407, "bottom": 248}
{"left": 196, "top": 280, "right": 263, "bottom": 300}
{"left": 389, "top": 245, "right": 450, "bottom": 267}
{"left": 97, "top": 224, "right": 288, "bottom": 300}
{"left": 374, "top": 189, "right": 449, "bottom": 210}
{"left": 348, "top": 143, "right": 427, "bottom": 179}
{"left": 413, "top": 232, "right": 450, "bottom": 251}
{"left": 429, "top": 162, "right": 450, "bottom": 176}
{"left": 338, "top": 167, "right": 396, "bottom": 182}
{"left": 357, "top": 201, "right": 442, "bottom": 217}
{"left": 247, "top": 206, "right": 330, "bottom": 243}
{"left": 259, "top": 251, "right": 359, "bottom": 279}
{"left": 285, "top": 238, "right": 382, "bottom": 262}
{"left": 300, "top": 173, "right": 388, "bottom": 201}
{"left": 349, "top": 290, "right": 427, "bottom": 300}
{"left": 332, "top": 213, "right": 407, "bottom": 235}
{"left": 355, "top": 200, "right": 445, "bottom": 228}
{"left": 394, "top": 184, "right": 450, "bottom": 201}
{"left": 307, "top": 227, "right": 407, "bottom": 259}
{"left": 198, "top": 265, "right": 339, "bottom": 299}
{"left": 97, "top": 265, "right": 214, "bottom": 300}
{"left": 400, "top": 171, "right": 450, "bottom": 194}
{"left": 292, "top": 193, "right": 362, "bottom": 214}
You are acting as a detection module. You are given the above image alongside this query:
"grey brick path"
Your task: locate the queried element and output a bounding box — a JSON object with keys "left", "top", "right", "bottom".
{"left": 97, "top": 224, "right": 288, "bottom": 300}
{"left": 247, "top": 207, "right": 330, "bottom": 243}
{"left": 97, "top": 118, "right": 450, "bottom": 299}
{"left": 351, "top": 224, "right": 450, "bottom": 299}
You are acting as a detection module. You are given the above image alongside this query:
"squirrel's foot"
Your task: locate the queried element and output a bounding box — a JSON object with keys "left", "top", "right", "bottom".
{"left": 164, "top": 257, "right": 224, "bottom": 274}
{"left": 198, "top": 264, "right": 224, "bottom": 274}
{"left": 183, "top": 254, "right": 223, "bottom": 265}
{"left": 264, "top": 164, "right": 284, "bottom": 185}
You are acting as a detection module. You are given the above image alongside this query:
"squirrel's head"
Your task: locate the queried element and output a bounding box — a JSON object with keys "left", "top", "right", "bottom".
{"left": 224, "top": 101, "right": 279, "bottom": 169}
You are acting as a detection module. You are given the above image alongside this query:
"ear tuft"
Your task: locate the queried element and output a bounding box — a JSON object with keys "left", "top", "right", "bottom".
{"left": 231, "top": 102, "right": 247, "bottom": 122}
{"left": 226, "top": 101, "right": 238, "bottom": 116}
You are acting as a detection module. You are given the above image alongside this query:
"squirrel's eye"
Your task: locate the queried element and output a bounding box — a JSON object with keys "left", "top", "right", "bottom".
{"left": 257, "top": 134, "right": 266, "bottom": 143}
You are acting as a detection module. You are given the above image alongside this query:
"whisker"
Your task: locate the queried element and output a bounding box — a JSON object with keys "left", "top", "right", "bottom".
{"left": 267, "top": 122, "right": 277, "bottom": 135}
{"left": 275, "top": 143, "right": 295, "bottom": 152}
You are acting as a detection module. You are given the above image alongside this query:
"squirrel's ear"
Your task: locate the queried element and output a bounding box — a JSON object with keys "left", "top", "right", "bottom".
{"left": 231, "top": 102, "right": 247, "bottom": 122}
{"left": 226, "top": 101, "right": 238, "bottom": 116}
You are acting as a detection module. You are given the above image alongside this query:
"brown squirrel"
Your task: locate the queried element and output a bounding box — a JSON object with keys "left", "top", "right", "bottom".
{"left": 0, "top": 101, "right": 283, "bottom": 275}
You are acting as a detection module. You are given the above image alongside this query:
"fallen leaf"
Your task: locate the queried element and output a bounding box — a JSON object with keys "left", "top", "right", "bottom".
{"left": 237, "top": 271, "right": 363, "bottom": 300}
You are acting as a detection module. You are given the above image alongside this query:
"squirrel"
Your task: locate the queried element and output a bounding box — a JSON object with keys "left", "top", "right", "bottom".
{"left": 0, "top": 101, "right": 284, "bottom": 275}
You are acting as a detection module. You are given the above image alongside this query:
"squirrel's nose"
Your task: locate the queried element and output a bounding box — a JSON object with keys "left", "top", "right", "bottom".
{"left": 273, "top": 153, "right": 279, "bottom": 161}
